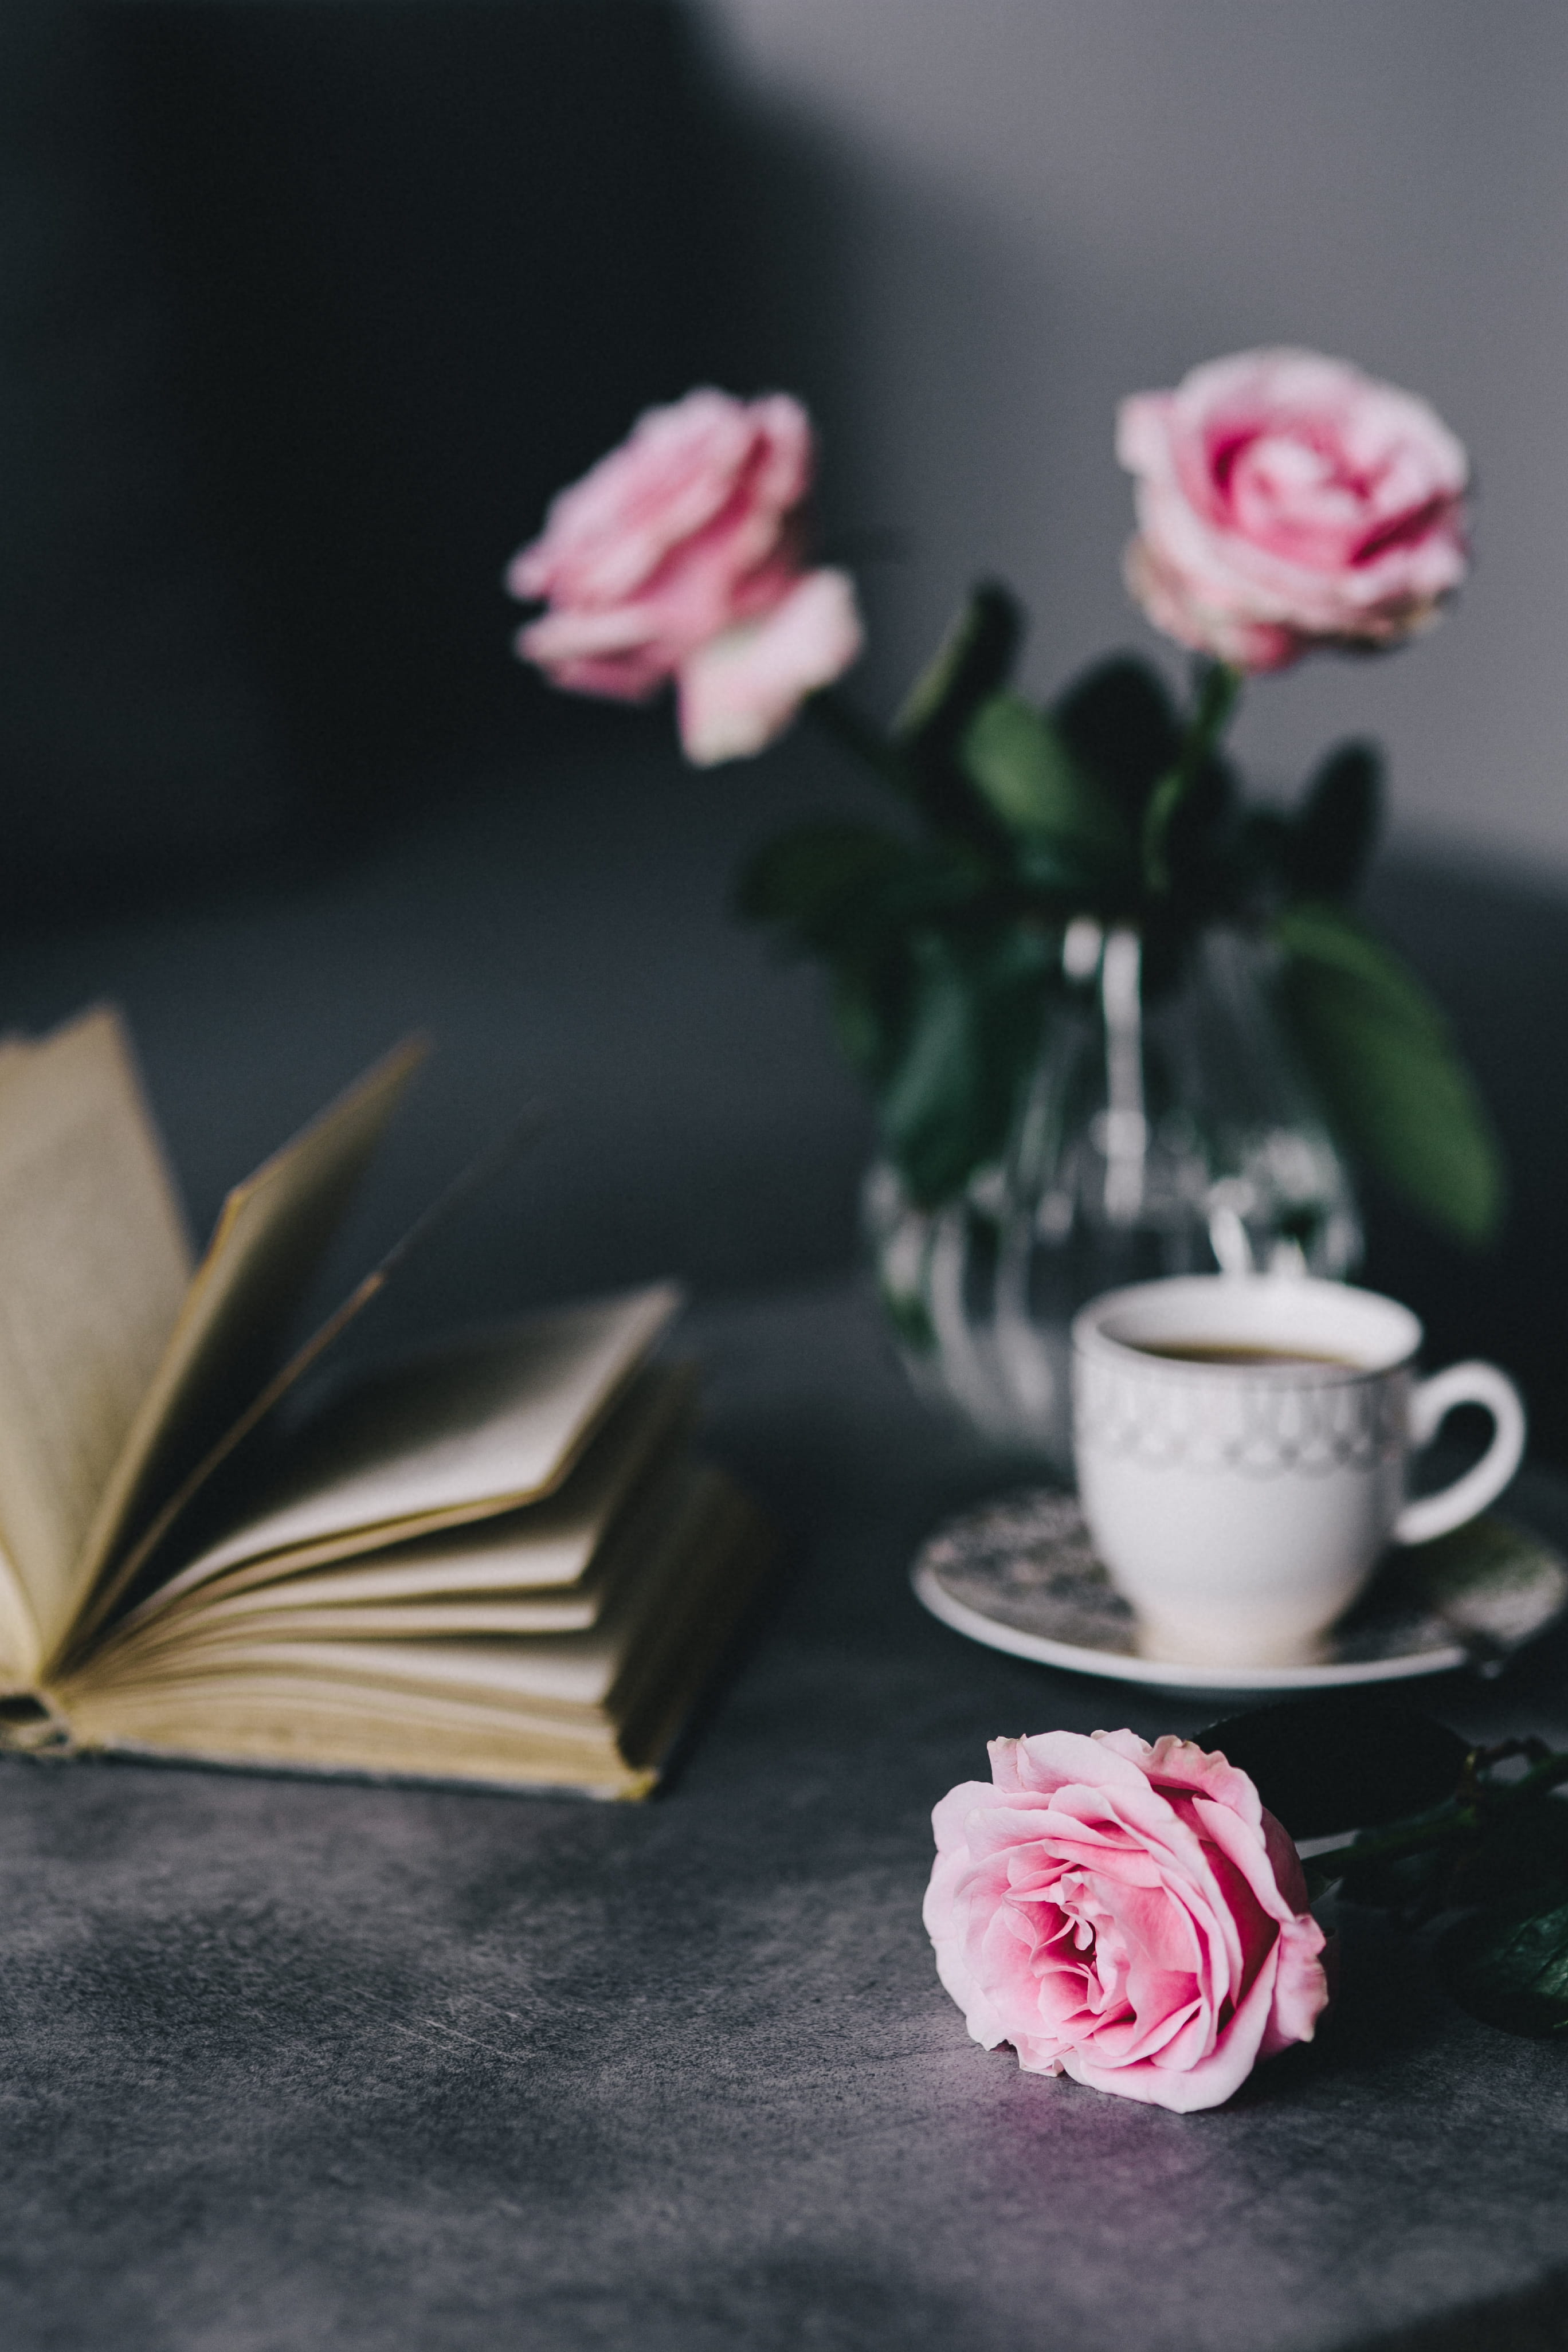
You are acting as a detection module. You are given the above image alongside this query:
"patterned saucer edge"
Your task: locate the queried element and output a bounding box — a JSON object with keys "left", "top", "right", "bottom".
{"left": 911, "top": 1488, "right": 1568, "bottom": 1696}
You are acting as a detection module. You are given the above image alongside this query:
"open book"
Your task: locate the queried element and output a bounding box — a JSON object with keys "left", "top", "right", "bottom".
{"left": 0, "top": 1008, "right": 768, "bottom": 1798}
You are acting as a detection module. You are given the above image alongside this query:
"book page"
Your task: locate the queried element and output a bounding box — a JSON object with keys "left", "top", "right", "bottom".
{"left": 58, "top": 1679, "right": 654, "bottom": 1796}
{"left": 121, "top": 1362, "right": 696, "bottom": 1627}
{"left": 98, "top": 1452, "right": 691, "bottom": 1648}
{"left": 76, "top": 1463, "right": 726, "bottom": 1714}
{"left": 0, "top": 1565, "right": 42, "bottom": 1688}
{"left": 0, "top": 1041, "right": 46, "bottom": 1680}
{"left": 56, "top": 1471, "right": 767, "bottom": 1797}
{"left": 140, "top": 1284, "right": 683, "bottom": 1594}
{"left": 0, "top": 1009, "right": 193, "bottom": 1652}
{"left": 63, "top": 1036, "right": 428, "bottom": 1645}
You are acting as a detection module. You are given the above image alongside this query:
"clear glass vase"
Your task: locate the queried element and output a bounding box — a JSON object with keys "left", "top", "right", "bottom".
{"left": 865, "top": 919, "right": 1362, "bottom": 1476}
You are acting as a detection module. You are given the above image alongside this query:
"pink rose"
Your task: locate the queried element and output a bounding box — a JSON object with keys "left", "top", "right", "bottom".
{"left": 924, "top": 1728, "right": 1329, "bottom": 2113}
{"left": 508, "top": 387, "right": 862, "bottom": 762}
{"left": 1117, "top": 348, "right": 1469, "bottom": 672}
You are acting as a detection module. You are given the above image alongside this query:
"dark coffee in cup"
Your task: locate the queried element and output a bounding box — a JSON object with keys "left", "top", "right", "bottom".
{"left": 1131, "top": 1340, "right": 1361, "bottom": 1369}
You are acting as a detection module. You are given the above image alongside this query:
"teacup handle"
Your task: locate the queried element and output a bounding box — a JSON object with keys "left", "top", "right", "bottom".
{"left": 1391, "top": 1361, "right": 1527, "bottom": 1547}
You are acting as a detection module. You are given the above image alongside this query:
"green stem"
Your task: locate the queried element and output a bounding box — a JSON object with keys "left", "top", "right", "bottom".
{"left": 1185, "top": 658, "right": 1243, "bottom": 764}
{"left": 1161, "top": 660, "right": 1246, "bottom": 812}
{"left": 1140, "top": 661, "right": 1242, "bottom": 892}
{"left": 1316, "top": 1749, "right": 1568, "bottom": 1883}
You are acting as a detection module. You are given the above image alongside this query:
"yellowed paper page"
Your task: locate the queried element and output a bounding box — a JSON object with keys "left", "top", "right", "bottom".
{"left": 56, "top": 1473, "right": 767, "bottom": 1797}
{"left": 0, "top": 1557, "right": 42, "bottom": 1687}
{"left": 72, "top": 1462, "right": 728, "bottom": 1711}
{"left": 65, "top": 1036, "right": 428, "bottom": 1640}
{"left": 62, "top": 1680, "right": 654, "bottom": 1797}
{"left": 107, "top": 1460, "right": 694, "bottom": 1667}
{"left": 0, "top": 1044, "right": 48, "bottom": 1680}
{"left": 113, "top": 1598, "right": 620, "bottom": 1641}
{"left": 117, "top": 1364, "right": 696, "bottom": 1637}
{"left": 143, "top": 1284, "right": 683, "bottom": 1593}
{"left": 0, "top": 1009, "right": 193, "bottom": 1651}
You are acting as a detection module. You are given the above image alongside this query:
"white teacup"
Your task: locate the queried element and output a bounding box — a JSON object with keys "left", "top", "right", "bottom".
{"left": 1071, "top": 1276, "right": 1526, "bottom": 1668}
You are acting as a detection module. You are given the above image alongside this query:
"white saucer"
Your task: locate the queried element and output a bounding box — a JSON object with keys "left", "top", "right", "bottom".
{"left": 911, "top": 1487, "right": 1568, "bottom": 1696}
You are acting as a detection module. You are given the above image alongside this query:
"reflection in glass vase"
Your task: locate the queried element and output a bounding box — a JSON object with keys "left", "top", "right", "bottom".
{"left": 865, "top": 919, "right": 1362, "bottom": 1476}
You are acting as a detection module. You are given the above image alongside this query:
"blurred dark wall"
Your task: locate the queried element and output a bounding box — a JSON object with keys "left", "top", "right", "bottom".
{"left": 1, "top": 0, "right": 755, "bottom": 912}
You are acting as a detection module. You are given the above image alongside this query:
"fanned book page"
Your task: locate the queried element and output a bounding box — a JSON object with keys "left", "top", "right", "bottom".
{"left": 142, "top": 1284, "right": 685, "bottom": 1602}
{"left": 60, "top": 1468, "right": 770, "bottom": 1798}
{"left": 64, "top": 1036, "right": 430, "bottom": 1658}
{"left": 0, "top": 1011, "right": 193, "bottom": 1665}
{"left": 104, "top": 1364, "right": 698, "bottom": 1647}
{"left": 68, "top": 1037, "right": 429, "bottom": 1634}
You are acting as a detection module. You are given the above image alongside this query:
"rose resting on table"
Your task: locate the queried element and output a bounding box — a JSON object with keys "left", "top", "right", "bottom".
{"left": 924, "top": 1729, "right": 1328, "bottom": 2114}
{"left": 927, "top": 1707, "right": 1568, "bottom": 2111}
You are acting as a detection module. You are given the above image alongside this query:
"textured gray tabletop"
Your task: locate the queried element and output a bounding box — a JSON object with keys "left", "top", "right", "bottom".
{"left": 3, "top": 1280, "right": 1567, "bottom": 2352}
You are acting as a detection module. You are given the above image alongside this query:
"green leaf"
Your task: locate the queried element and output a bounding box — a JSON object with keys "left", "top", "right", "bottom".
{"left": 1195, "top": 1696, "right": 1469, "bottom": 1842}
{"left": 873, "top": 923, "right": 1053, "bottom": 1207}
{"left": 895, "top": 582, "right": 1023, "bottom": 747}
{"left": 893, "top": 583, "right": 1028, "bottom": 851}
{"left": 1448, "top": 1794, "right": 1568, "bottom": 1914}
{"left": 1334, "top": 1834, "right": 1455, "bottom": 1918}
{"left": 1052, "top": 654, "right": 1182, "bottom": 829}
{"left": 735, "top": 820, "right": 991, "bottom": 961}
{"left": 1143, "top": 758, "right": 1238, "bottom": 904}
{"left": 1291, "top": 740, "right": 1383, "bottom": 899}
{"left": 1439, "top": 1896, "right": 1568, "bottom": 2039}
{"left": 1233, "top": 806, "right": 1295, "bottom": 896}
{"left": 735, "top": 820, "right": 913, "bottom": 947}
{"left": 738, "top": 818, "right": 1042, "bottom": 1186}
{"left": 1274, "top": 901, "right": 1506, "bottom": 1245}
{"left": 959, "top": 692, "right": 1130, "bottom": 885}
{"left": 829, "top": 961, "right": 900, "bottom": 1090}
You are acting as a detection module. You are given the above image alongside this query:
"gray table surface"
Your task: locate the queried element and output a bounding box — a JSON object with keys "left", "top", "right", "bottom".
{"left": 4, "top": 1277, "right": 1567, "bottom": 2352}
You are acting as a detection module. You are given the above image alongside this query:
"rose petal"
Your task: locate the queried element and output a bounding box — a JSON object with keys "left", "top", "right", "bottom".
{"left": 1065, "top": 1938, "right": 1283, "bottom": 2114}
{"left": 676, "top": 569, "right": 862, "bottom": 765}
